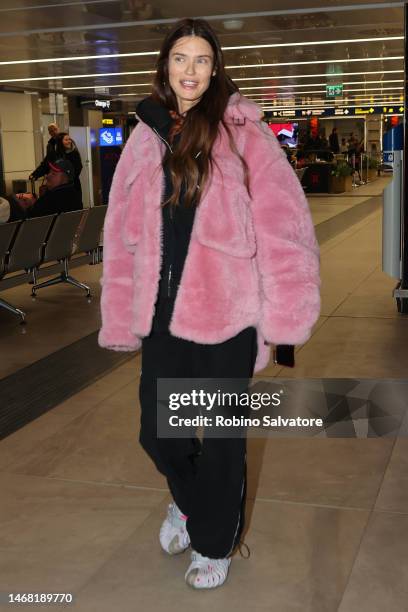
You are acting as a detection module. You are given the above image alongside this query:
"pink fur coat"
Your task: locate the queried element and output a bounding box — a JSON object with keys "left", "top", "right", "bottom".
{"left": 98, "top": 93, "right": 321, "bottom": 372}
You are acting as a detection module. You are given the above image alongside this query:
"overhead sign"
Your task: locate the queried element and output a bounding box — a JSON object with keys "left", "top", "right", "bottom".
{"left": 95, "top": 99, "right": 110, "bottom": 109}
{"left": 80, "top": 98, "right": 111, "bottom": 110}
{"left": 355, "top": 107, "right": 375, "bottom": 115}
{"left": 383, "top": 105, "right": 404, "bottom": 114}
{"left": 271, "top": 110, "right": 296, "bottom": 117}
{"left": 102, "top": 118, "right": 114, "bottom": 125}
{"left": 301, "top": 109, "right": 326, "bottom": 116}
{"left": 99, "top": 127, "right": 123, "bottom": 147}
{"left": 326, "top": 84, "right": 343, "bottom": 97}
{"left": 265, "top": 105, "right": 404, "bottom": 120}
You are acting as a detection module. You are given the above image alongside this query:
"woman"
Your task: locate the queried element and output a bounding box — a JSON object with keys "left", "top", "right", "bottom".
{"left": 55, "top": 133, "right": 83, "bottom": 197}
{"left": 98, "top": 18, "right": 320, "bottom": 589}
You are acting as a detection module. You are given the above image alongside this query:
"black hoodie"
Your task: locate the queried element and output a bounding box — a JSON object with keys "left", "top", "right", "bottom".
{"left": 136, "top": 96, "right": 196, "bottom": 334}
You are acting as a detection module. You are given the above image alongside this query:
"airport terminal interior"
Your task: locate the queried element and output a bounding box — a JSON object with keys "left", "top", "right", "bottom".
{"left": 1, "top": 1, "right": 408, "bottom": 610}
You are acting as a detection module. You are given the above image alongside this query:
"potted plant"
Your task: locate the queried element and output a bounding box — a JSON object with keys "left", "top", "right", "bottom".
{"left": 330, "top": 160, "right": 353, "bottom": 193}
{"left": 368, "top": 156, "right": 379, "bottom": 181}
{"left": 361, "top": 155, "right": 369, "bottom": 182}
{"left": 361, "top": 156, "right": 380, "bottom": 182}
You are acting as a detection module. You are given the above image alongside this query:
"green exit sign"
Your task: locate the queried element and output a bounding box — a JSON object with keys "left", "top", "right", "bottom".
{"left": 326, "top": 84, "right": 343, "bottom": 97}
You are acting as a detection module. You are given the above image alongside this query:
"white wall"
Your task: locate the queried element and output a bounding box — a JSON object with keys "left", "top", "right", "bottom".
{"left": 0, "top": 92, "right": 40, "bottom": 194}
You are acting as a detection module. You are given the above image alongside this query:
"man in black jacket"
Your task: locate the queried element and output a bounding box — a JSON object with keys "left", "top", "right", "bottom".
{"left": 7, "top": 159, "right": 82, "bottom": 222}
{"left": 26, "top": 159, "right": 83, "bottom": 218}
{"left": 29, "top": 123, "right": 59, "bottom": 181}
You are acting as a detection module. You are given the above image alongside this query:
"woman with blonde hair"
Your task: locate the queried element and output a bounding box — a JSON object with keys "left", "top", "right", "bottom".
{"left": 99, "top": 18, "right": 320, "bottom": 589}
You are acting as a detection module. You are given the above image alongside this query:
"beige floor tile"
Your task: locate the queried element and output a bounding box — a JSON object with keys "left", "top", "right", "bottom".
{"left": 319, "top": 216, "right": 382, "bottom": 316}
{"left": 284, "top": 316, "right": 408, "bottom": 378}
{"left": 333, "top": 268, "right": 400, "bottom": 318}
{"left": 0, "top": 263, "right": 103, "bottom": 379}
{"left": 375, "top": 439, "right": 408, "bottom": 514}
{"left": 247, "top": 438, "right": 394, "bottom": 509}
{"left": 255, "top": 316, "right": 328, "bottom": 377}
{"left": 67, "top": 497, "right": 368, "bottom": 612}
{"left": 338, "top": 511, "right": 408, "bottom": 612}
{"left": 0, "top": 360, "right": 140, "bottom": 471}
{"left": 319, "top": 210, "right": 381, "bottom": 256}
{"left": 1, "top": 381, "right": 167, "bottom": 490}
{"left": 310, "top": 198, "right": 369, "bottom": 225}
{"left": 0, "top": 471, "right": 167, "bottom": 594}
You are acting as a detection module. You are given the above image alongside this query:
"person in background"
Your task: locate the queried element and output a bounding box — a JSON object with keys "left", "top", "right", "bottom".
{"left": 320, "top": 131, "right": 329, "bottom": 149}
{"left": 99, "top": 17, "right": 320, "bottom": 590}
{"left": 347, "top": 132, "right": 358, "bottom": 157}
{"left": 340, "top": 137, "right": 348, "bottom": 155}
{"left": 54, "top": 133, "right": 83, "bottom": 198}
{"left": 29, "top": 123, "right": 59, "bottom": 182}
{"left": 304, "top": 131, "right": 323, "bottom": 151}
{"left": 16, "top": 159, "right": 82, "bottom": 219}
{"left": 329, "top": 127, "right": 340, "bottom": 153}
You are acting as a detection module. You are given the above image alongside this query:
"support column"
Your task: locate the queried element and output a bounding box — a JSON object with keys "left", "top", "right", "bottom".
{"left": 403, "top": 3, "right": 408, "bottom": 290}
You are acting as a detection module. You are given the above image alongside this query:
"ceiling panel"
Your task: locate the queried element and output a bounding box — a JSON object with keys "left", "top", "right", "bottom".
{"left": 0, "top": 1, "right": 404, "bottom": 113}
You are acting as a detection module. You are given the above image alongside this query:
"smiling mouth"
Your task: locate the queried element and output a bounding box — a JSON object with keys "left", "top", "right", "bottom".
{"left": 180, "top": 80, "right": 199, "bottom": 90}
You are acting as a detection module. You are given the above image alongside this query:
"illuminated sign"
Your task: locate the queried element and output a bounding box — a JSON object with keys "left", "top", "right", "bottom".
{"left": 271, "top": 110, "right": 296, "bottom": 117}
{"left": 301, "top": 109, "right": 326, "bottom": 116}
{"left": 265, "top": 105, "right": 404, "bottom": 119}
{"left": 326, "top": 84, "right": 343, "bottom": 97}
{"left": 355, "top": 107, "right": 375, "bottom": 115}
{"left": 99, "top": 127, "right": 123, "bottom": 147}
{"left": 80, "top": 98, "right": 111, "bottom": 110}
{"left": 95, "top": 99, "right": 110, "bottom": 109}
{"left": 383, "top": 106, "right": 404, "bottom": 114}
{"left": 102, "top": 118, "right": 114, "bottom": 125}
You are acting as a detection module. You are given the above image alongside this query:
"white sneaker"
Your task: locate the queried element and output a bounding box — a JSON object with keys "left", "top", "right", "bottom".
{"left": 185, "top": 550, "right": 231, "bottom": 589}
{"left": 159, "top": 502, "right": 190, "bottom": 555}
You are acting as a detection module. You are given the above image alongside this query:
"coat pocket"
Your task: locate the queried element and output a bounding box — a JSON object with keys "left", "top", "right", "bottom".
{"left": 194, "top": 177, "right": 256, "bottom": 258}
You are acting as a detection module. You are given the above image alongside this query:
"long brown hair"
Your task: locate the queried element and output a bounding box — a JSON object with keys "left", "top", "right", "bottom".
{"left": 151, "top": 18, "right": 248, "bottom": 207}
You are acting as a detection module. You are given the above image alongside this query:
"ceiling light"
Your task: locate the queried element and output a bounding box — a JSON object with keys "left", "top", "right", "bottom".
{"left": 240, "top": 84, "right": 404, "bottom": 92}
{"left": 116, "top": 92, "right": 151, "bottom": 96}
{"left": 261, "top": 103, "right": 405, "bottom": 111}
{"left": 63, "top": 71, "right": 405, "bottom": 92}
{"left": 226, "top": 56, "right": 404, "bottom": 69}
{"left": 63, "top": 82, "right": 151, "bottom": 90}
{"left": 232, "top": 70, "right": 404, "bottom": 82}
{"left": 2, "top": 56, "right": 402, "bottom": 86}
{"left": 0, "top": 69, "right": 154, "bottom": 84}
{"left": 222, "top": 36, "right": 404, "bottom": 51}
{"left": 0, "top": 51, "right": 159, "bottom": 66}
{"left": 0, "top": 35, "right": 402, "bottom": 67}
{"left": 222, "top": 19, "right": 244, "bottom": 30}
{"left": 238, "top": 79, "right": 403, "bottom": 91}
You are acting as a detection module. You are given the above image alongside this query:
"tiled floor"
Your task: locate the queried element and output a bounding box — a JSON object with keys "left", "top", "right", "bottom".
{"left": 0, "top": 263, "right": 103, "bottom": 378}
{"left": 1, "top": 181, "right": 407, "bottom": 611}
{"left": 0, "top": 177, "right": 390, "bottom": 380}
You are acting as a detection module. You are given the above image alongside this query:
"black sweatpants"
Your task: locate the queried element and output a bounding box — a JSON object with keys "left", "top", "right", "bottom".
{"left": 138, "top": 324, "right": 257, "bottom": 559}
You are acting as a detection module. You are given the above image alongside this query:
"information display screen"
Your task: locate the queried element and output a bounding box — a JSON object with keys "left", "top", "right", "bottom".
{"left": 269, "top": 123, "right": 299, "bottom": 148}
{"left": 99, "top": 127, "right": 123, "bottom": 147}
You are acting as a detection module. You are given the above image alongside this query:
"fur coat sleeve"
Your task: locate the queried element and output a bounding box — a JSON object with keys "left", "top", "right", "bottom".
{"left": 247, "top": 121, "right": 321, "bottom": 345}
{"left": 97, "top": 127, "right": 142, "bottom": 351}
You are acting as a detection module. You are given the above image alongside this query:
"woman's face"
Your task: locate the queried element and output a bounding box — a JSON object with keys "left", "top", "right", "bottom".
{"left": 62, "top": 134, "right": 72, "bottom": 149}
{"left": 168, "top": 35, "right": 215, "bottom": 115}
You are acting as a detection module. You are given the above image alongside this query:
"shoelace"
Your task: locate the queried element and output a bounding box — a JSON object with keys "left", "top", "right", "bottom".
{"left": 237, "top": 540, "right": 251, "bottom": 559}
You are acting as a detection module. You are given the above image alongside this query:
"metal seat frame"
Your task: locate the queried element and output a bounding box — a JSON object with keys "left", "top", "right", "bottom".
{"left": 31, "top": 210, "right": 89, "bottom": 297}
